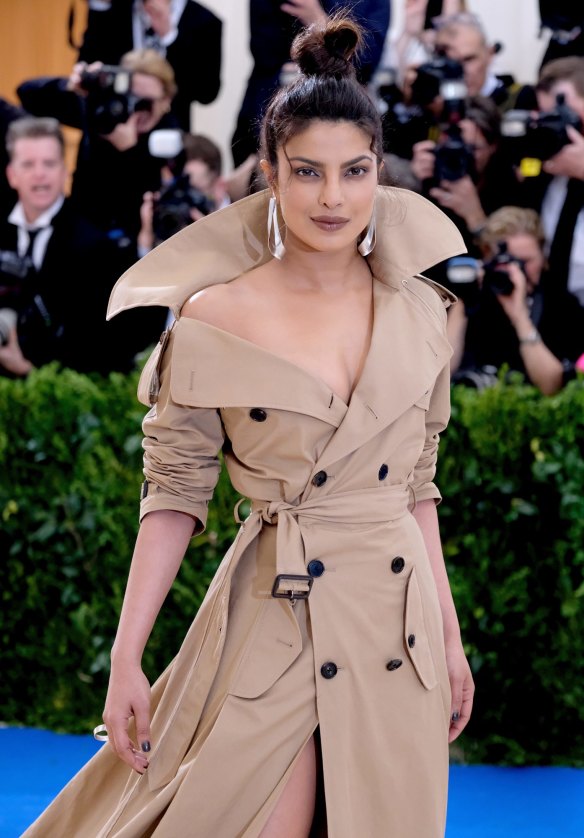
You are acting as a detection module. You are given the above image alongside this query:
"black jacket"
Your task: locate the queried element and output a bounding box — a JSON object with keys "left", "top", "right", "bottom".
{"left": 0, "top": 200, "right": 164, "bottom": 374}
{"left": 78, "top": 0, "right": 222, "bottom": 130}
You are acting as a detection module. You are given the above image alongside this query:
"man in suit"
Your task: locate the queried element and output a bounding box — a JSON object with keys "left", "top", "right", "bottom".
{"left": 79, "top": 0, "right": 222, "bottom": 130}
{"left": 0, "top": 117, "right": 159, "bottom": 376}
{"left": 231, "top": 0, "right": 391, "bottom": 166}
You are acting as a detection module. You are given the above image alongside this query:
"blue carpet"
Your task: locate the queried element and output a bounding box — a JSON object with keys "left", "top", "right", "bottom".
{"left": 1, "top": 729, "right": 583, "bottom": 837}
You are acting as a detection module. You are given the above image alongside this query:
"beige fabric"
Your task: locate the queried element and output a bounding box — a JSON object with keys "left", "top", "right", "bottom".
{"left": 24, "top": 187, "right": 465, "bottom": 838}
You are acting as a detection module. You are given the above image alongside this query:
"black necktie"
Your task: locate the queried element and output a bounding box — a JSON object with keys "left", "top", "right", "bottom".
{"left": 23, "top": 228, "right": 40, "bottom": 266}
{"left": 547, "top": 179, "right": 584, "bottom": 292}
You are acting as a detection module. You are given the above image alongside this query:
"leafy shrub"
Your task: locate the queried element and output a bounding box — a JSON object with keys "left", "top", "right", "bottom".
{"left": 1, "top": 365, "right": 583, "bottom": 765}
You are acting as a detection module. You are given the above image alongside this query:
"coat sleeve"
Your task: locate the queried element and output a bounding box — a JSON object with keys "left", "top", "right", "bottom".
{"left": 139, "top": 327, "right": 224, "bottom": 533}
{"left": 410, "top": 361, "right": 451, "bottom": 506}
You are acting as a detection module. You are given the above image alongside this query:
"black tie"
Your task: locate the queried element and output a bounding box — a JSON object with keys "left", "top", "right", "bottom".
{"left": 547, "top": 179, "right": 584, "bottom": 293}
{"left": 24, "top": 228, "right": 40, "bottom": 266}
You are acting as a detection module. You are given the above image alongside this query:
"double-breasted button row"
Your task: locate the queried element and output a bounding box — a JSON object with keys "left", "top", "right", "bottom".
{"left": 249, "top": 408, "right": 267, "bottom": 422}
{"left": 307, "top": 560, "right": 325, "bottom": 577}
{"left": 320, "top": 662, "right": 338, "bottom": 679}
{"left": 312, "top": 470, "right": 328, "bottom": 487}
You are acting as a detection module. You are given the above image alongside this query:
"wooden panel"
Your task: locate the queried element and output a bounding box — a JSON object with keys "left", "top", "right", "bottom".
{"left": 0, "top": 0, "right": 88, "bottom": 189}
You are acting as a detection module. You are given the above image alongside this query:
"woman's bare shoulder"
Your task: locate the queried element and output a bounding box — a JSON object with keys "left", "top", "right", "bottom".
{"left": 180, "top": 266, "right": 269, "bottom": 329}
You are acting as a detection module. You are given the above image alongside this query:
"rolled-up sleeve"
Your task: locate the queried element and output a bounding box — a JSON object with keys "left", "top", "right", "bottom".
{"left": 410, "top": 362, "right": 451, "bottom": 506}
{"left": 139, "top": 330, "right": 224, "bottom": 532}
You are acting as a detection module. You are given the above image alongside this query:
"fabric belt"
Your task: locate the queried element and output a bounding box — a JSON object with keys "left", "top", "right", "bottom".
{"left": 244, "top": 484, "right": 412, "bottom": 596}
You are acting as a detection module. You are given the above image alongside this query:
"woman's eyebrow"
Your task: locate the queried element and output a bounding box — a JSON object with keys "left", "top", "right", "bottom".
{"left": 287, "top": 154, "right": 373, "bottom": 167}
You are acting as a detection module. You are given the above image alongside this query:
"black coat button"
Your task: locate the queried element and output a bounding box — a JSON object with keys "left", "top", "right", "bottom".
{"left": 249, "top": 408, "right": 267, "bottom": 422}
{"left": 320, "top": 662, "right": 338, "bottom": 679}
{"left": 391, "top": 557, "right": 405, "bottom": 574}
{"left": 386, "top": 659, "right": 403, "bottom": 671}
{"left": 378, "top": 463, "right": 389, "bottom": 480}
{"left": 312, "top": 470, "right": 328, "bottom": 487}
{"left": 307, "top": 560, "right": 325, "bottom": 577}
{"left": 408, "top": 634, "right": 416, "bottom": 649}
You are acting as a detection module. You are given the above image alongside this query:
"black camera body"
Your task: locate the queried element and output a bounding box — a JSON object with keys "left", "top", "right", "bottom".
{"left": 502, "top": 94, "right": 582, "bottom": 167}
{"left": 434, "top": 125, "right": 476, "bottom": 182}
{"left": 539, "top": 2, "right": 584, "bottom": 34}
{"left": 80, "top": 66, "right": 153, "bottom": 135}
{"left": 153, "top": 174, "right": 215, "bottom": 242}
{"left": 482, "top": 242, "right": 526, "bottom": 297}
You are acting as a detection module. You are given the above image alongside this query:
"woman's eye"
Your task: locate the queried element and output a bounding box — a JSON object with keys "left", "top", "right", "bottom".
{"left": 346, "top": 166, "right": 369, "bottom": 177}
{"left": 295, "top": 167, "right": 318, "bottom": 177}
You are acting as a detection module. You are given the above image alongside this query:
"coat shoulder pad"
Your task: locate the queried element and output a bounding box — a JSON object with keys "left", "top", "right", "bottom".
{"left": 410, "top": 274, "right": 458, "bottom": 310}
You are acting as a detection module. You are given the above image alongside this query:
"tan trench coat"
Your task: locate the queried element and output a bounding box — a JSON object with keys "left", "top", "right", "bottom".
{"left": 24, "top": 187, "right": 465, "bottom": 838}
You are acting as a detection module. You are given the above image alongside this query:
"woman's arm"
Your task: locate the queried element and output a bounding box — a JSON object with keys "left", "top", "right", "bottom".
{"left": 412, "top": 498, "right": 474, "bottom": 743}
{"left": 103, "top": 509, "right": 196, "bottom": 773}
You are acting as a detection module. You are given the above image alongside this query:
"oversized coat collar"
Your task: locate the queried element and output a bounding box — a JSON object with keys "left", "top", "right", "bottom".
{"left": 107, "top": 186, "right": 465, "bottom": 319}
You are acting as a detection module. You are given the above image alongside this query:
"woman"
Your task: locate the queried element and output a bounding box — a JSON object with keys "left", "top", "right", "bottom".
{"left": 24, "top": 16, "right": 473, "bottom": 838}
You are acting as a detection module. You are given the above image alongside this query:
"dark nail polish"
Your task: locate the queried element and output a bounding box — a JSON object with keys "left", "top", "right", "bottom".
{"left": 141, "top": 741, "right": 151, "bottom": 752}
{"left": 451, "top": 711, "right": 460, "bottom": 722}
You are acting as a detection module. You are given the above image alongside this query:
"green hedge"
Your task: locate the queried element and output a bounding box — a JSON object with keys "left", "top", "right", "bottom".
{"left": 1, "top": 365, "right": 583, "bottom": 766}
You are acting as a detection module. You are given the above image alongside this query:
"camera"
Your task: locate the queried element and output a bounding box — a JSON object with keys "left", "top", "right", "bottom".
{"left": 80, "top": 66, "right": 153, "bottom": 135}
{"left": 153, "top": 174, "right": 215, "bottom": 242}
{"left": 373, "top": 69, "right": 431, "bottom": 158}
{"left": 0, "top": 250, "right": 32, "bottom": 283}
{"left": 501, "top": 94, "right": 582, "bottom": 173}
{"left": 411, "top": 56, "right": 467, "bottom": 109}
{"left": 482, "top": 242, "right": 526, "bottom": 297}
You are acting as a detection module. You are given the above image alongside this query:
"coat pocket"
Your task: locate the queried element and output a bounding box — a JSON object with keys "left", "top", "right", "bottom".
{"left": 228, "top": 598, "right": 303, "bottom": 699}
{"left": 404, "top": 566, "right": 438, "bottom": 690}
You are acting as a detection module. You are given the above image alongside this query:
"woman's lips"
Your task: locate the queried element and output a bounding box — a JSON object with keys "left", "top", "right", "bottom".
{"left": 311, "top": 216, "right": 350, "bottom": 232}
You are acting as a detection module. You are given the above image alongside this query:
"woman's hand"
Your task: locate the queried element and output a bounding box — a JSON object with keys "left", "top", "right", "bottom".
{"left": 102, "top": 663, "right": 152, "bottom": 774}
{"left": 445, "top": 638, "right": 474, "bottom": 743}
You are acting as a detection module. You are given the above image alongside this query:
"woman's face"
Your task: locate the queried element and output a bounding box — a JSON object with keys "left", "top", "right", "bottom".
{"left": 504, "top": 233, "right": 544, "bottom": 291}
{"left": 131, "top": 72, "right": 170, "bottom": 134}
{"left": 268, "top": 120, "right": 378, "bottom": 256}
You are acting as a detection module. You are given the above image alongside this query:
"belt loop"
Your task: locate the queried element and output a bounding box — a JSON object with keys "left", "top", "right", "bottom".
{"left": 234, "top": 497, "right": 250, "bottom": 524}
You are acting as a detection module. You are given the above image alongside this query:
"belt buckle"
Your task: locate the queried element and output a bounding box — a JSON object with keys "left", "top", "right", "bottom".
{"left": 272, "top": 574, "right": 312, "bottom": 604}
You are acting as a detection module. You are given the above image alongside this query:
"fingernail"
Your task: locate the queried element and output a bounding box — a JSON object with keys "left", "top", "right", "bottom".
{"left": 451, "top": 711, "right": 460, "bottom": 722}
{"left": 141, "top": 741, "right": 151, "bottom": 752}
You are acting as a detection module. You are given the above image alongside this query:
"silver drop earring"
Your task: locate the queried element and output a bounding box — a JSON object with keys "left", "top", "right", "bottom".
{"left": 358, "top": 212, "right": 376, "bottom": 257}
{"left": 268, "top": 196, "right": 285, "bottom": 260}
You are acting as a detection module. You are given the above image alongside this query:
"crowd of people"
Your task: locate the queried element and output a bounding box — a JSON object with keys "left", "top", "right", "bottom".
{"left": 0, "top": 0, "right": 583, "bottom": 394}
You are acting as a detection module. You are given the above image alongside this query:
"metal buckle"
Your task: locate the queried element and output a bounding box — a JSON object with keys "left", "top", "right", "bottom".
{"left": 271, "top": 574, "right": 313, "bottom": 604}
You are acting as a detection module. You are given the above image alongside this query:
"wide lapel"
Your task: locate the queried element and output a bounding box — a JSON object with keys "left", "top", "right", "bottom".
{"left": 169, "top": 317, "right": 347, "bottom": 427}
{"left": 314, "top": 281, "right": 452, "bottom": 473}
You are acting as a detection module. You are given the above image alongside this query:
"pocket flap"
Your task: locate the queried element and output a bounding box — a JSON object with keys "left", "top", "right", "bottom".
{"left": 404, "top": 566, "right": 438, "bottom": 690}
{"left": 228, "top": 599, "right": 302, "bottom": 699}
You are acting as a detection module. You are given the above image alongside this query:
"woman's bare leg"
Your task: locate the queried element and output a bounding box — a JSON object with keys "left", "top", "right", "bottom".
{"left": 259, "top": 736, "right": 317, "bottom": 838}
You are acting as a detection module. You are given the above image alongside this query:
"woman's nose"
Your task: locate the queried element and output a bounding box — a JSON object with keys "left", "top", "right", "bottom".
{"left": 319, "top": 178, "right": 343, "bottom": 208}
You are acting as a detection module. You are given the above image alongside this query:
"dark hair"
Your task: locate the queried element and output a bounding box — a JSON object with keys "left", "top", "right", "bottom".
{"left": 537, "top": 56, "right": 584, "bottom": 98}
{"left": 183, "top": 133, "right": 222, "bottom": 177}
{"left": 6, "top": 116, "right": 65, "bottom": 160}
{"left": 259, "top": 14, "right": 383, "bottom": 171}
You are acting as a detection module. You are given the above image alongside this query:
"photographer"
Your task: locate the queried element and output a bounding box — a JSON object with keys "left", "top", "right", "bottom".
{"left": 137, "top": 132, "right": 228, "bottom": 255}
{"left": 17, "top": 49, "right": 178, "bottom": 259}
{"left": 448, "top": 206, "right": 584, "bottom": 395}
{"left": 78, "top": 0, "right": 222, "bottom": 130}
{"left": 0, "top": 117, "right": 128, "bottom": 377}
{"left": 411, "top": 96, "right": 521, "bottom": 248}
{"left": 530, "top": 57, "right": 584, "bottom": 307}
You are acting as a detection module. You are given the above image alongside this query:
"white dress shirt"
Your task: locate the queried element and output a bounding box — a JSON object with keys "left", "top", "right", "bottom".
{"left": 541, "top": 176, "right": 584, "bottom": 305}
{"left": 7, "top": 195, "right": 65, "bottom": 271}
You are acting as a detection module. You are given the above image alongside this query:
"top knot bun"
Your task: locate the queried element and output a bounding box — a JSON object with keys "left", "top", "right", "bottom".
{"left": 290, "top": 14, "right": 363, "bottom": 80}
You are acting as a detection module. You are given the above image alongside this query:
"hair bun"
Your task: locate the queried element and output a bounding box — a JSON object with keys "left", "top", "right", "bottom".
{"left": 290, "top": 15, "right": 363, "bottom": 80}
